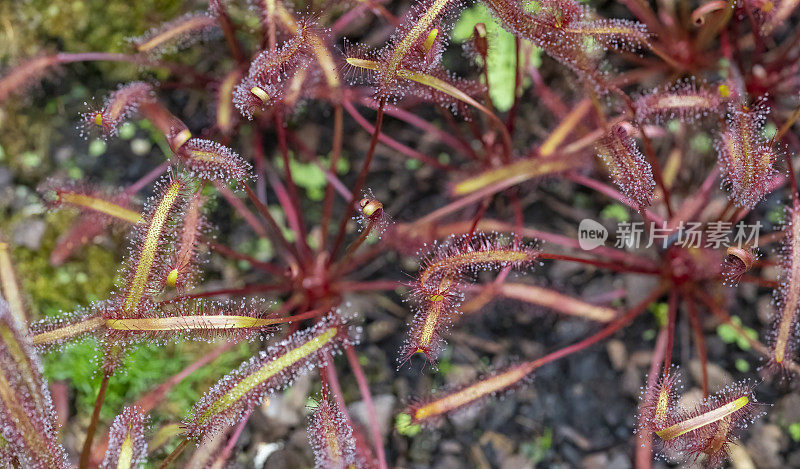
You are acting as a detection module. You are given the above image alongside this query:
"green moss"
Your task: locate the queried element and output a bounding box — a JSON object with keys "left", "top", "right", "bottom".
{"left": 43, "top": 339, "right": 253, "bottom": 422}
{"left": 520, "top": 428, "right": 553, "bottom": 464}
{"left": 5, "top": 208, "right": 256, "bottom": 425}
{"left": 11, "top": 213, "right": 117, "bottom": 316}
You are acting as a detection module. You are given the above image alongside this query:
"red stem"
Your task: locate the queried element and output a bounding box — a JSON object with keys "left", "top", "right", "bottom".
{"left": 78, "top": 372, "right": 110, "bottom": 469}
{"left": 337, "top": 280, "right": 403, "bottom": 291}
{"left": 523, "top": 286, "right": 666, "bottom": 372}
{"left": 538, "top": 252, "right": 661, "bottom": 275}
{"left": 213, "top": 409, "right": 253, "bottom": 467}
{"left": 330, "top": 98, "right": 387, "bottom": 261}
{"left": 662, "top": 291, "right": 678, "bottom": 380}
{"left": 323, "top": 351, "right": 351, "bottom": 419}
{"left": 365, "top": 96, "right": 476, "bottom": 160}
{"left": 158, "top": 437, "right": 190, "bottom": 469}
{"left": 240, "top": 182, "right": 302, "bottom": 264}
{"left": 564, "top": 172, "right": 666, "bottom": 224}
{"left": 252, "top": 131, "right": 269, "bottom": 204}
{"left": 635, "top": 326, "right": 668, "bottom": 469}
{"left": 274, "top": 110, "right": 312, "bottom": 262}
{"left": 209, "top": 0, "right": 246, "bottom": 64}
{"left": 214, "top": 181, "right": 269, "bottom": 238}
{"left": 342, "top": 97, "right": 454, "bottom": 171}
{"left": 694, "top": 288, "right": 800, "bottom": 375}
{"left": 165, "top": 282, "right": 291, "bottom": 302}
{"left": 344, "top": 344, "right": 388, "bottom": 469}
{"left": 505, "top": 36, "right": 523, "bottom": 137}
{"left": 684, "top": 296, "right": 709, "bottom": 397}
{"left": 266, "top": 171, "right": 311, "bottom": 263}
{"left": 204, "top": 239, "right": 287, "bottom": 277}
{"left": 322, "top": 104, "right": 345, "bottom": 249}
{"left": 123, "top": 161, "right": 170, "bottom": 196}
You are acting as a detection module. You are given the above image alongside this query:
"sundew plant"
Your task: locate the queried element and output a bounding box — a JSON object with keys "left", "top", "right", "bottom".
{"left": 2, "top": 0, "right": 800, "bottom": 467}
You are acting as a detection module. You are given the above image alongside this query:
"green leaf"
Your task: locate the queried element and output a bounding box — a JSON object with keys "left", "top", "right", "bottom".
{"left": 600, "top": 204, "right": 630, "bottom": 222}
{"left": 716, "top": 316, "right": 757, "bottom": 351}
{"left": 395, "top": 413, "right": 422, "bottom": 437}
{"left": 118, "top": 122, "right": 136, "bottom": 140}
{"left": 452, "top": 5, "right": 541, "bottom": 112}
{"left": 690, "top": 133, "right": 713, "bottom": 154}
{"left": 88, "top": 139, "right": 107, "bottom": 157}
{"left": 768, "top": 206, "right": 785, "bottom": 225}
{"left": 276, "top": 153, "right": 327, "bottom": 201}
{"left": 649, "top": 302, "right": 668, "bottom": 328}
{"left": 735, "top": 358, "right": 750, "bottom": 372}
{"left": 789, "top": 422, "right": 800, "bottom": 442}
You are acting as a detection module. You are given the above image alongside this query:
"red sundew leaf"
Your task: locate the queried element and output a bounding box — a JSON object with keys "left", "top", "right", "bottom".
{"left": 357, "top": 189, "right": 392, "bottom": 237}
{"left": 377, "top": 0, "right": 463, "bottom": 80}
{"left": 31, "top": 298, "right": 280, "bottom": 350}
{"left": 101, "top": 406, "right": 148, "bottom": 469}
{"left": 400, "top": 272, "right": 464, "bottom": 367}
{"left": 233, "top": 20, "right": 318, "bottom": 119}
{"left": 184, "top": 313, "right": 360, "bottom": 440}
{"left": 405, "top": 362, "right": 536, "bottom": 425}
{"left": 39, "top": 180, "right": 142, "bottom": 224}
{"left": 0, "top": 55, "right": 61, "bottom": 103}
{"left": 0, "top": 301, "right": 68, "bottom": 469}
{"left": 273, "top": 5, "right": 342, "bottom": 93}
{"left": 596, "top": 123, "right": 655, "bottom": 208}
{"left": 115, "top": 175, "right": 188, "bottom": 317}
{"left": 344, "top": 0, "right": 467, "bottom": 102}
{"left": 0, "top": 303, "right": 55, "bottom": 418}
{"left": 161, "top": 190, "right": 207, "bottom": 292}
{"left": 716, "top": 101, "right": 778, "bottom": 209}
{"left": 100, "top": 298, "right": 279, "bottom": 345}
{"left": 175, "top": 138, "right": 252, "bottom": 183}
{"left": 636, "top": 367, "right": 683, "bottom": 443}
{"left": 307, "top": 398, "right": 361, "bottom": 469}
{"left": 634, "top": 79, "right": 726, "bottom": 124}
{"left": 482, "top": 0, "right": 646, "bottom": 90}
{"left": 400, "top": 232, "right": 539, "bottom": 367}
{"left": 721, "top": 246, "right": 758, "bottom": 286}
{"left": 130, "top": 12, "right": 219, "bottom": 57}
{"left": 770, "top": 200, "right": 800, "bottom": 369}
{"left": 30, "top": 308, "right": 105, "bottom": 350}
{"left": 653, "top": 380, "right": 766, "bottom": 468}
{"left": 416, "top": 232, "right": 539, "bottom": 289}
{"left": 345, "top": 56, "right": 486, "bottom": 115}
{"left": 81, "top": 82, "right": 155, "bottom": 138}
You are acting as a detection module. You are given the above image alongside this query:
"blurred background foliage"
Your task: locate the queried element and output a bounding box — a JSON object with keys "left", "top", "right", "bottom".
{"left": 1, "top": 0, "right": 540, "bottom": 460}
{"left": 0, "top": 0, "right": 258, "bottom": 441}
